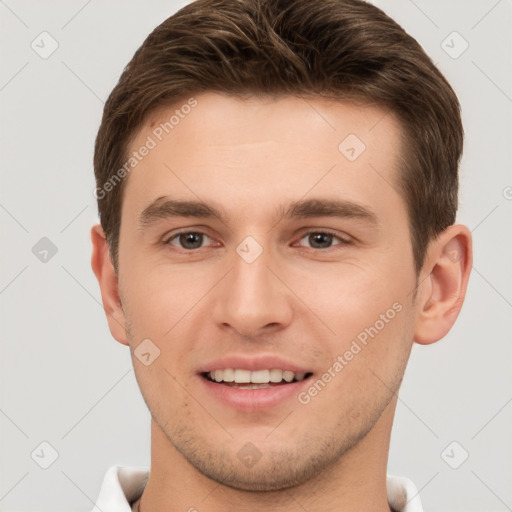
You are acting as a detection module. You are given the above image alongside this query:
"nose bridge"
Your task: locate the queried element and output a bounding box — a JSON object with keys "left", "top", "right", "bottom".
{"left": 232, "top": 244, "right": 272, "bottom": 300}
{"left": 213, "top": 236, "right": 292, "bottom": 335}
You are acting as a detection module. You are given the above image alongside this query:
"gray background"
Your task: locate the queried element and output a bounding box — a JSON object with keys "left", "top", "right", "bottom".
{"left": 1, "top": 0, "right": 511, "bottom": 510}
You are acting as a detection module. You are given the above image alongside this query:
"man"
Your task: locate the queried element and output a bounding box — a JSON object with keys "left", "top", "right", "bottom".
{"left": 90, "top": 0, "right": 472, "bottom": 510}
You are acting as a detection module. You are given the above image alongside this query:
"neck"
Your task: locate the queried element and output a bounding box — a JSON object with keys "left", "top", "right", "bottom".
{"left": 137, "top": 397, "right": 397, "bottom": 512}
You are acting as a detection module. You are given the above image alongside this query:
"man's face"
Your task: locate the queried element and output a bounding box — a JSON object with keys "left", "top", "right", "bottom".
{"left": 117, "top": 93, "right": 418, "bottom": 490}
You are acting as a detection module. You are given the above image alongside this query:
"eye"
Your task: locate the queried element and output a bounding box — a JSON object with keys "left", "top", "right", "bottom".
{"left": 164, "top": 231, "right": 214, "bottom": 250}
{"left": 162, "top": 229, "right": 350, "bottom": 252}
{"left": 296, "top": 230, "right": 349, "bottom": 250}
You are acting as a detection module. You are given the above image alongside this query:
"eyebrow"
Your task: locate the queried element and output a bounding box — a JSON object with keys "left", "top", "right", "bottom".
{"left": 138, "top": 196, "right": 378, "bottom": 229}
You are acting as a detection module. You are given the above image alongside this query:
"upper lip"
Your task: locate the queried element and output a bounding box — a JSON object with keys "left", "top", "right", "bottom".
{"left": 197, "top": 354, "right": 312, "bottom": 374}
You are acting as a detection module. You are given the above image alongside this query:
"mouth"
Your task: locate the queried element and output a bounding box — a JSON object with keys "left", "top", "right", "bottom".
{"left": 201, "top": 368, "right": 313, "bottom": 389}
{"left": 197, "top": 355, "right": 315, "bottom": 411}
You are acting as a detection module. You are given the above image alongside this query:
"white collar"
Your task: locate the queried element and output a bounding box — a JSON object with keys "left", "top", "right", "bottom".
{"left": 91, "top": 465, "right": 423, "bottom": 512}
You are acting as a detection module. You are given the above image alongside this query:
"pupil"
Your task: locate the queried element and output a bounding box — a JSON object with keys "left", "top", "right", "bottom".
{"left": 310, "top": 233, "right": 332, "bottom": 249}
{"left": 180, "top": 233, "right": 202, "bottom": 249}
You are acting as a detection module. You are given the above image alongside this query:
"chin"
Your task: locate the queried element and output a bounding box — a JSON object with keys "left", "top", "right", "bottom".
{"left": 170, "top": 431, "right": 362, "bottom": 493}
{"left": 190, "top": 454, "right": 323, "bottom": 492}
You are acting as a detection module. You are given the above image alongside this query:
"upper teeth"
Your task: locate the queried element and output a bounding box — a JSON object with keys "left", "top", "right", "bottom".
{"left": 208, "top": 369, "right": 306, "bottom": 384}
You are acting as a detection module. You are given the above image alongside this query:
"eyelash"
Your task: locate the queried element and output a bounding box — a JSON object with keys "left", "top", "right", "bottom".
{"left": 162, "top": 228, "right": 352, "bottom": 251}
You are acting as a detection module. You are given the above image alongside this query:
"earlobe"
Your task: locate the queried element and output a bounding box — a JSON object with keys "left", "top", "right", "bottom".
{"left": 90, "top": 224, "right": 129, "bottom": 346}
{"left": 413, "top": 224, "right": 473, "bottom": 345}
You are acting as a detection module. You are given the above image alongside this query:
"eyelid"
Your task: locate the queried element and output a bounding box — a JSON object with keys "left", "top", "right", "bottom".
{"left": 162, "top": 224, "right": 214, "bottom": 240}
{"left": 295, "top": 227, "right": 352, "bottom": 243}
{"left": 293, "top": 228, "right": 353, "bottom": 250}
{"left": 163, "top": 228, "right": 216, "bottom": 247}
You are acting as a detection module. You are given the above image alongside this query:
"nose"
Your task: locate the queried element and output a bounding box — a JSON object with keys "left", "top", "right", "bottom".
{"left": 212, "top": 243, "right": 294, "bottom": 338}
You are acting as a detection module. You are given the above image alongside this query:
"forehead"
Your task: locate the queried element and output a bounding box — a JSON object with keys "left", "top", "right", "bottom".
{"left": 142, "top": 92, "right": 400, "bottom": 149}
{"left": 122, "top": 92, "right": 405, "bottom": 221}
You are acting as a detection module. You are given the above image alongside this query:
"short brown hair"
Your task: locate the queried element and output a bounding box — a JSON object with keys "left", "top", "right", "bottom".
{"left": 94, "top": 0, "right": 463, "bottom": 275}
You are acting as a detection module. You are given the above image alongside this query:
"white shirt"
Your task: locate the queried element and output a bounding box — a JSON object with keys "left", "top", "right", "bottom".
{"left": 91, "top": 465, "right": 423, "bottom": 512}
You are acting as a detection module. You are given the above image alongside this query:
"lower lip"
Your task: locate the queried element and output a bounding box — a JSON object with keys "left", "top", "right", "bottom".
{"left": 199, "top": 375, "right": 311, "bottom": 412}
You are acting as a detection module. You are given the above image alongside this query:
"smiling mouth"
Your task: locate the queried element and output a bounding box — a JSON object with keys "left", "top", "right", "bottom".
{"left": 202, "top": 369, "right": 313, "bottom": 389}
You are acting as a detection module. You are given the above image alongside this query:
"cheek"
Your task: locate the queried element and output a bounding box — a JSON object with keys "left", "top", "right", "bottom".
{"left": 299, "top": 261, "right": 411, "bottom": 338}
{"left": 122, "top": 264, "right": 208, "bottom": 338}
{"left": 301, "top": 264, "right": 414, "bottom": 392}
{"left": 295, "top": 304, "right": 413, "bottom": 430}
{"left": 122, "top": 267, "right": 211, "bottom": 390}
{"left": 131, "top": 349, "right": 193, "bottom": 425}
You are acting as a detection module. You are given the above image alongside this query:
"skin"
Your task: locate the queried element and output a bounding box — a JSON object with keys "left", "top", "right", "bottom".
{"left": 91, "top": 93, "right": 472, "bottom": 512}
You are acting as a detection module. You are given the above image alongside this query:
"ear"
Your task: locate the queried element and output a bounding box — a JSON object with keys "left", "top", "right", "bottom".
{"left": 90, "top": 224, "right": 129, "bottom": 346}
{"left": 413, "top": 224, "right": 473, "bottom": 345}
